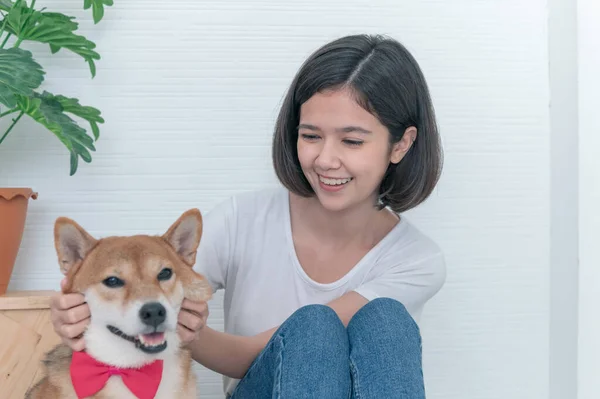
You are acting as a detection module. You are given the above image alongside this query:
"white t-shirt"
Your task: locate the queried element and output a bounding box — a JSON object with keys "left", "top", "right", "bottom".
{"left": 194, "top": 186, "right": 446, "bottom": 395}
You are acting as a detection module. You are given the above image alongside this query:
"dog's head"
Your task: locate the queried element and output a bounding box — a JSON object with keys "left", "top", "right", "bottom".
{"left": 54, "top": 209, "right": 212, "bottom": 367}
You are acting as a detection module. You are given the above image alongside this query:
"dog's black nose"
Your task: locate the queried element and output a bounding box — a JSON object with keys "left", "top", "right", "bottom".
{"left": 139, "top": 302, "right": 166, "bottom": 327}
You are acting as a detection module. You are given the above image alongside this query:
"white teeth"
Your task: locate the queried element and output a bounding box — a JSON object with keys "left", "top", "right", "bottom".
{"left": 138, "top": 335, "right": 166, "bottom": 347}
{"left": 319, "top": 176, "right": 352, "bottom": 186}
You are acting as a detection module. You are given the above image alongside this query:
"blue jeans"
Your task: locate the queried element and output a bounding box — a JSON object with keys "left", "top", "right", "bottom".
{"left": 229, "top": 297, "right": 425, "bottom": 399}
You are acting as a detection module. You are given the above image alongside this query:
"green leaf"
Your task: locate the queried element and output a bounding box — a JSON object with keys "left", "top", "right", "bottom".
{"left": 16, "top": 91, "right": 98, "bottom": 175}
{"left": 83, "top": 0, "right": 114, "bottom": 24}
{"left": 54, "top": 94, "right": 104, "bottom": 140}
{"left": 6, "top": 0, "right": 33, "bottom": 36}
{"left": 6, "top": 2, "right": 101, "bottom": 77}
{"left": 40, "top": 12, "right": 79, "bottom": 32}
{"left": 0, "top": 0, "right": 13, "bottom": 12}
{"left": 0, "top": 47, "right": 44, "bottom": 108}
{"left": 70, "top": 151, "right": 78, "bottom": 175}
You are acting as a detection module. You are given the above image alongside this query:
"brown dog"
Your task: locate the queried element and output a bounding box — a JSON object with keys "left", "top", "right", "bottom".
{"left": 25, "top": 209, "right": 213, "bottom": 398}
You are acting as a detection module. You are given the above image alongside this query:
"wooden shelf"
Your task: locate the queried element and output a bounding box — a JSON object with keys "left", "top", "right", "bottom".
{"left": 0, "top": 290, "right": 62, "bottom": 398}
{"left": 0, "top": 290, "right": 57, "bottom": 311}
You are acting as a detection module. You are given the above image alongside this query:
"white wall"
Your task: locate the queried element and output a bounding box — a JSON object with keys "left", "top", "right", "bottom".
{"left": 577, "top": 0, "right": 600, "bottom": 398}
{"left": 548, "top": 0, "right": 579, "bottom": 396}
{"left": 0, "top": 1, "right": 553, "bottom": 398}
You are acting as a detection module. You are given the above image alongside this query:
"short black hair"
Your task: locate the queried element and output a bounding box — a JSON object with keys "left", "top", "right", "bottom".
{"left": 272, "top": 34, "right": 443, "bottom": 213}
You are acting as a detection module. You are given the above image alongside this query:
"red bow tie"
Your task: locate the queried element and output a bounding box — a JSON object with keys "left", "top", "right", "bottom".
{"left": 70, "top": 351, "right": 163, "bottom": 399}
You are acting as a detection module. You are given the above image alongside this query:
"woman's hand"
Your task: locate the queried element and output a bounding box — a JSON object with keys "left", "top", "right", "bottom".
{"left": 177, "top": 298, "right": 209, "bottom": 347}
{"left": 49, "top": 278, "right": 90, "bottom": 351}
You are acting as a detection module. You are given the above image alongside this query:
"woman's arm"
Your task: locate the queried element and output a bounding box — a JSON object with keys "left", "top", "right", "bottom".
{"left": 187, "top": 326, "right": 266, "bottom": 379}
{"left": 188, "top": 292, "right": 369, "bottom": 379}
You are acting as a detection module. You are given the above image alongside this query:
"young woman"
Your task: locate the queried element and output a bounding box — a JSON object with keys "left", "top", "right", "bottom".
{"left": 50, "top": 33, "right": 445, "bottom": 398}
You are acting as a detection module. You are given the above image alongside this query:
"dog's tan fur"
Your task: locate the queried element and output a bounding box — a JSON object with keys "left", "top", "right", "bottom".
{"left": 26, "top": 209, "right": 212, "bottom": 399}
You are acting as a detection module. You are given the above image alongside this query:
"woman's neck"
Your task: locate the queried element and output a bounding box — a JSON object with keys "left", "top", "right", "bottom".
{"left": 289, "top": 193, "right": 398, "bottom": 246}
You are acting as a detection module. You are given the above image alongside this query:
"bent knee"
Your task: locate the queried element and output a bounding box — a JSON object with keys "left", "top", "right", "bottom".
{"left": 370, "top": 297, "right": 410, "bottom": 315}
{"left": 348, "top": 297, "right": 419, "bottom": 334}
{"left": 288, "top": 304, "right": 343, "bottom": 329}
{"left": 281, "top": 304, "right": 347, "bottom": 344}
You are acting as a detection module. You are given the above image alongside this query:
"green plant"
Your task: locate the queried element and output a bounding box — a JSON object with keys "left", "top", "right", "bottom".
{"left": 0, "top": 0, "right": 114, "bottom": 175}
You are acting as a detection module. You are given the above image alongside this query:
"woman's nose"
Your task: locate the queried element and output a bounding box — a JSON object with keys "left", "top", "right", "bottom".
{"left": 315, "top": 141, "right": 342, "bottom": 170}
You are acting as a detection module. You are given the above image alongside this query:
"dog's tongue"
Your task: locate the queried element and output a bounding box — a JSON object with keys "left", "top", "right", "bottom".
{"left": 139, "top": 332, "right": 165, "bottom": 346}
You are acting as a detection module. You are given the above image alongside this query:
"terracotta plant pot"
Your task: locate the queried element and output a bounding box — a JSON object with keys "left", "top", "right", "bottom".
{"left": 0, "top": 188, "right": 37, "bottom": 295}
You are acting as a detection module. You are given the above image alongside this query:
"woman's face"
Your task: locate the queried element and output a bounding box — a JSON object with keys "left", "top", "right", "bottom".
{"left": 297, "top": 87, "right": 415, "bottom": 213}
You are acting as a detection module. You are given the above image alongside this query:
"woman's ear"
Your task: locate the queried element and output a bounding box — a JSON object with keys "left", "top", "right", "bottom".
{"left": 390, "top": 126, "right": 417, "bottom": 164}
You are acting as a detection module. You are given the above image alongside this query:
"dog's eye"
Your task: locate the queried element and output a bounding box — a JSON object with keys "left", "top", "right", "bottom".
{"left": 157, "top": 268, "right": 172, "bottom": 281}
{"left": 103, "top": 276, "right": 125, "bottom": 288}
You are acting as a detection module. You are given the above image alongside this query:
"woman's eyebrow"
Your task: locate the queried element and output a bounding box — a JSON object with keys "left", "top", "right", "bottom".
{"left": 297, "top": 124, "right": 372, "bottom": 134}
{"left": 335, "top": 126, "right": 372, "bottom": 134}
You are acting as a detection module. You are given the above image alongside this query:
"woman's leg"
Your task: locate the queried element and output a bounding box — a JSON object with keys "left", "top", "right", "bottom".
{"left": 230, "top": 304, "right": 351, "bottom": 399}
{"left": 347, "top": 297, "right": 425, "bottom": 399}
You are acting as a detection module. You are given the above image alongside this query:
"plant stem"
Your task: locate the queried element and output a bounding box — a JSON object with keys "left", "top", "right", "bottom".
{"left": 0, "top": 10, "right": 10, "bottom": 49}
{"left": 0, "top": 107, "right": 18, "bottom": 118}
{"left": 0, "top": 11, "right": 7, "bottom": 41}
{"left": 12, "top": 0, "right": 36, "bottom": 48}
{"left": 0, "top": 33, "right": 11, "bottom": 49}
{"left": 0, "top": 111, "right": 24, "bottom": 145}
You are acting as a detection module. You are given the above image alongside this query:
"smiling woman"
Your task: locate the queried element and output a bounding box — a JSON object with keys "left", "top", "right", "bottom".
{"left": 48, "top": 33, "right": 446, "bottom": 399}
{"left": 191, "top": 34, "right": 445, "bottom": 398}
{"left": 295, "top": 88, "right": 418, "bottom": 212}
{"left": 273, "top": 34, "right": 442, "bottom": 215}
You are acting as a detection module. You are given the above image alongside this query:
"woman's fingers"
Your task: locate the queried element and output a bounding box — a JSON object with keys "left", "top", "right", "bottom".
{"left": 180, "top": 298, "right": 208, "bottom": 318}
{"left": 177, "top": 299, "right": 209, "bottom": 346}
{"left": 51, "top": 291, "right": 86, "bottom": 311}
{"left": 62, "top": 303, "right": 91, "bottom": 325}
{"left": 178, "top": 307, "right": 204, "bottom": 332}
{"left": 60, "top": 316, "right": 90, "bottom": 339}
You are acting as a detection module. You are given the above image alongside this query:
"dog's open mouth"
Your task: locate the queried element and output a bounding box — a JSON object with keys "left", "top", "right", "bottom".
{"left": 107, "top": 326, "right": 167, "bottom": 354}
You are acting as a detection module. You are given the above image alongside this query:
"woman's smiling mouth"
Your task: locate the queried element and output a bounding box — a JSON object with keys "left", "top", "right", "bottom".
{"left": 318, "top": 175, "right": 353, "bottom": 191}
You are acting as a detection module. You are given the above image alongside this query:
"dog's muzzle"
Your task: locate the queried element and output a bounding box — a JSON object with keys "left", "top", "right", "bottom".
{"left": 107, "top": 302, "right": 169, "bottom": 354}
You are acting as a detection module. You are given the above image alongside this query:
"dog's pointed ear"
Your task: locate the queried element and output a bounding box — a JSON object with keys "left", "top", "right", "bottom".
{"left": 162, "top": 209, "right": 203, "bottom": 267}
{"left": 54, "top": 217, "right": 98, "bottom": 275}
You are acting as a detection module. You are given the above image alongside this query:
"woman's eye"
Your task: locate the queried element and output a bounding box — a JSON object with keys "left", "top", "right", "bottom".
{"left": 343, "top": 139, "right": 363, "bottom": 146}
{"left": 157, "top": 268, "right": 173, "bottom": 281}
{"left": 300, "top": 133, "right": 320, "bottom": 141}
{"left": 103, "top": 276, "right": 125, "bottom": 288}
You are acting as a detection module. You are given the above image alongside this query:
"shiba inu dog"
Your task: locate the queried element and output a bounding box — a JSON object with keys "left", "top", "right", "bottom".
{"left": 26, "top": 209, "right": 213, "bottom": 399}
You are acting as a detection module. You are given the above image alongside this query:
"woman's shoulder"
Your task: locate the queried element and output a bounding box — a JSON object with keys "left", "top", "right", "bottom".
{"left": 194, "top": 186, "right": 289, "bottom": 284}
{"left": 396, "top": 217, "right": 443, "bottom": 254}
{"left": 379, "top": 216, "right": 446, "bottom": 273}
